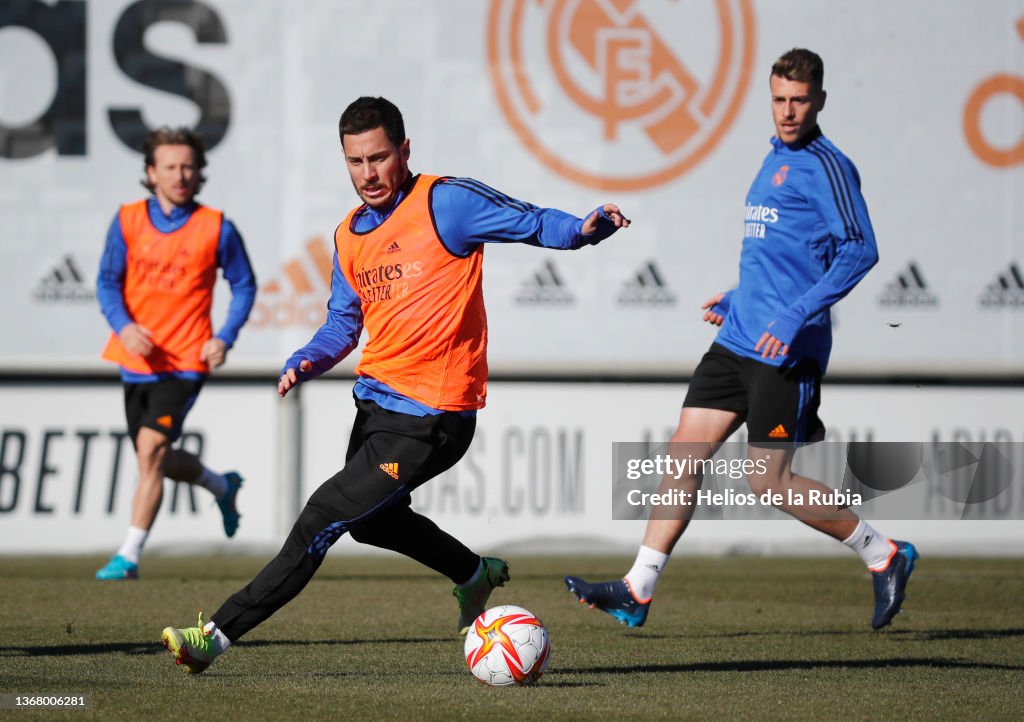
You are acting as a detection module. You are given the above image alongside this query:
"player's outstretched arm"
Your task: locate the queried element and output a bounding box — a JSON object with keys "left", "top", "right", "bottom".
{"left": 430, "top": 179, "right": 629, "bottom": 253}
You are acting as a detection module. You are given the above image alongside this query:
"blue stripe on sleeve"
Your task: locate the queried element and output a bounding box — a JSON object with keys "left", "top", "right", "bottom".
{"left": 443, "top": 178, "right": 535, "bottom": 213}
{"left": 807, "top": 141, "right": 862, "bottom": 241}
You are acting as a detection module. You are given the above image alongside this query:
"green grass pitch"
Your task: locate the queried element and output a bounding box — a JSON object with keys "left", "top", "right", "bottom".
{"left": 1, "top": 555, "right": 1022, "bottom": 721}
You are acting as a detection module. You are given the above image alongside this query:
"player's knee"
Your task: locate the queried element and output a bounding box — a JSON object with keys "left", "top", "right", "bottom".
{"left": 348, "top": 520, "right": 384, "bottom": 545}
{"left": 135, "top": 434, "right": 170, "bottom": 474}
{"left": 348, "top": 525, "right": 369, "bottom": 544}
{"left": 286, "top": 505, "right": 346, "bottom": 555}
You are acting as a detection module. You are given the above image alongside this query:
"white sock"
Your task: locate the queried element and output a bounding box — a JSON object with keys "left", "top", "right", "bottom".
{"left": 116, "top": 526, "right": 149, "bottom": 565}
{"left": 456, "top": 559, "right": 484, "bottom": 588}
{"left": 624, "top": 545, "right": 670, "bottom": 602}
{"left": 202, "top": 620, "right": 232, "bottom": 655}
{"left": 842, "top": 520, "right": 895, "bottom": 571}
{"left": 195, "top": 466, "right": 229, "bottom": 499}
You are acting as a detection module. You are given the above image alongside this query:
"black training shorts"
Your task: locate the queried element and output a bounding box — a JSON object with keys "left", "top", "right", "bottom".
{"left": 123, "top": 377, "right": 204, "bottom": 445}
{"left": 683, "top": 343, "right": 825, "bottom": 445}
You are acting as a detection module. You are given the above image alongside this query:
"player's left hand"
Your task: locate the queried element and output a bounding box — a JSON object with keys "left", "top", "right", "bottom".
{"left": 582, "top": 203, "right": 630, "bottom": 234}
{"left": 754, "top": 332, "right": 789, "bottom": 360}
{"left": 201, "top": 338, "right": 228, "bottom": 368}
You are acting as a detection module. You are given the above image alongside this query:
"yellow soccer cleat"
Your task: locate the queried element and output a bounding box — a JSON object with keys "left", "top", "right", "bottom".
{"left": 161, "top": 613, "right": 220, "bottom": 675}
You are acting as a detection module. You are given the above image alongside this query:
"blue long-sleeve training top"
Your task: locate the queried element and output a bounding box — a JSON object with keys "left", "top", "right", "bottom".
{"left": 283, "top": 175, "right": 620, "bottom": 415}
{"left": 97, "top": 197, "right": 257, "bottom": 382}
{"left": 714, "top": 127, "right": 879, "bottom": 372}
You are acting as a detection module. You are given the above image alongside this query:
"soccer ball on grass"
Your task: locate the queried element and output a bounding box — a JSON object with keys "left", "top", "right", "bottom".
{"left": 463, "top": 605, "right": 551, "bottom": 686}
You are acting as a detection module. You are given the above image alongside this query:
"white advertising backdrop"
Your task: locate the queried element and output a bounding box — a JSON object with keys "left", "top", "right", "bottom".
{"left": 0, "top": 382, "right": 277, "bottom": 553}
{"left": 8, "top": 379, "right": 1017, "bottom": 556}
{"left": 1, "top": 0, "right": 1022, "bottom": 375}
{"left": 1, "top": 379, "right": 1022, "bottom": 555}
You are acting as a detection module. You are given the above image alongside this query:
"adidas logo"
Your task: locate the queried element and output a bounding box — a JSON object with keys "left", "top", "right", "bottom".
{"left": 768, "top": 424, "right": 789, "bottom": 439}
{"left": 250, "top": 237, "right": 334, "bottom": 328}
{"left": 862, "top": 534, "right": 873, "bottom": 548}
{"left": 32, "top": 254, "right": 96, "bottom": 303}
{"left": 877, "top": 261, "right": 937, "bottom": 307}
{"left": 385, "top": 241, "right": 401, "bottom": 254}
{"left": 979, "top": 262, "right": 1024, "bottom": 308}
{"left": 514, "top": 260, "right": 574, "bottom": 306}
{"left": 379, "top": 462, "right": 399, "bottom": 480}
{"left": 618, "top": 261, "right": 676, "bottom": 306}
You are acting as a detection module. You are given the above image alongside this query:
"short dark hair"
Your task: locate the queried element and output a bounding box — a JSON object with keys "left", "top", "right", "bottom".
{"left": 141, "top": 126, "right": 207, "bottom": 193}
{"left": 770, "top": 48, "right": 824, "bottom": 91}
{"left": 339, "top": 97, "right": 406, "bottom": 148}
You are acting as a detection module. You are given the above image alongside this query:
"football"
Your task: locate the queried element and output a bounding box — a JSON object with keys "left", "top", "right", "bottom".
{"left": 463, "top": 605, "right": 551, "bottom": 686}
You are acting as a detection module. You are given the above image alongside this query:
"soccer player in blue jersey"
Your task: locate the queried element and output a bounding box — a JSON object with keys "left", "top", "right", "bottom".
{"left": 95, "top": 127, "right": 256, "bottom": 581}
{"left": 566, "top": 49, "right": 918, "bottom": 630}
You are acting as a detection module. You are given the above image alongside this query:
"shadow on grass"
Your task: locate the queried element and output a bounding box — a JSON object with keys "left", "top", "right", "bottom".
{"left": 0, "top": 642, "right": 158, "bottom": 657}
{"left": 0, "top": 636, "right": 452, "bottom": 658}
{"left": 533, "top": 680, "right": 601, "bottom": 688}
{"left": 573, "top": 657, "right": 1024, "bottom": 675}
{"left": 894, "top": 627, "right": 1024, "bottom": 641}
{"left": 240, "top": 636, "right": 451, "bottom": 649}
{"left": 635, "top": 627, "right": 1024, "bottom": 642}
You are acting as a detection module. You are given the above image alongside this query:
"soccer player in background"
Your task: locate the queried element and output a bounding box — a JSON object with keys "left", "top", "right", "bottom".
{"left": 565, "top": 48, "right": 918, "bottom": 631}
{"left": 95, "top": 127, "right": 256, "bottom": 580}
{"left": 160, "top": 96, "right": 630, "bottom": 674}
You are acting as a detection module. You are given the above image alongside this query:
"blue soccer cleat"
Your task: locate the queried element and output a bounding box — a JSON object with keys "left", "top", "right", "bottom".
{"left": 564, "top": 576, "right": 650, "bottom": 627}
{"left": 95, "top": 554, "right": 139, "bottom": 581}
{"left": 871, "top": 540, "right": 919, "bottom": 629}
{"left": 217, "top": 472, "right": 244, "bottom": 538}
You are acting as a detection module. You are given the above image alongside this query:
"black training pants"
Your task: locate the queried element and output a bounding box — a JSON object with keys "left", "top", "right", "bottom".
{"left": 212, "top": 398, "right": 480, "bottom": 641}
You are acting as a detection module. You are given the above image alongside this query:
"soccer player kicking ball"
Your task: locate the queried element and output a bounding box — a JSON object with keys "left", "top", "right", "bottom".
{"left": 161, "top": 96, "right": 630, "bottom": 673}
{"left": 565, "top": 48, "right": 917, "bottom": 631}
